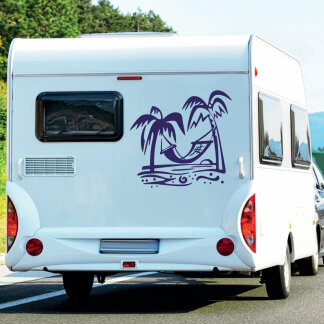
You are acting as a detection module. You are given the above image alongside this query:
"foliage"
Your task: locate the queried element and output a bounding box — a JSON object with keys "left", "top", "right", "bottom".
{"left": 0, "top": 0, "right": 27, "bottom": 80}
{"left": 88, "top": 0, "right": 134, "bottom": 33}
{"left": 0, "top": 0, "right": 174, "bottom": 80}
{"left": 0, "top": 141, "right": 6, "bottom": 253}
{"left": 75, "top": 0, "right": 95, "bottom": 34}
{"left": 77, "top": 1, "right": 174, "bottom": 34}
{"left": 0, "top": 80, "right": 7, "bottom": 141}
{"left": 132, "top": 9, "right": 173, "bottom": 33}
{"left": 24, "top": 0, "right": 80, "bottom": 39}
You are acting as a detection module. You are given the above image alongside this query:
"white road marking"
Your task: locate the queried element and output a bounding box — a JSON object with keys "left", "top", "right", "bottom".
{"left": 0, "top": 271, "right": 157, "bottom": 310}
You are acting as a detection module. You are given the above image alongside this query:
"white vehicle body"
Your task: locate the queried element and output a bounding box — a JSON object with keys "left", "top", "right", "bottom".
{"left": 5, "top": 34, "right": 316, "bottom": 275}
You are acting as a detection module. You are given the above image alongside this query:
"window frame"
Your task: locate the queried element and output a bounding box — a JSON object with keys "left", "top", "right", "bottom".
{"left": 35, "top": 91, "right": 123, "bottom": 142}
{"left": 290, "top": 105, "right": 311, "bottom": 169}
{"left": 258, "top": 92, "right": 283, "bottom": 166}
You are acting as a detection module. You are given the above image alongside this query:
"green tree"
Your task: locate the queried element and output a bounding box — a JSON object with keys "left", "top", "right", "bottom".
{"left": 24, "top": 0, "right": 79, "bottom": 38}
{"left": 0, "top": 80, "right": 6, "bottom": 141}
{"left": 0, "top": 37, "right": 7, "bottom": 140}
{"left": 0, "top": 0, "right": 28, "bottom": 79}
{"left": 0, "top": 0, "right": 174, "bottom": 80}
{"left": 132, "top": 9, "right": 173, "bottom": 33}
{"left": 0, "top": 0, "right": 80, "bottom": 79}
{"left": 91, "top": 0, "right": 134, "bottom": 33}
{"left": 75, "top": 0, "right": 94, "bottom": 34}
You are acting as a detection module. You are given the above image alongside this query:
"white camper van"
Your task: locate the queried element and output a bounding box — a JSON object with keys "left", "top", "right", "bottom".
{"left": 6, "top": 34, "right": 318, "bottom": 299}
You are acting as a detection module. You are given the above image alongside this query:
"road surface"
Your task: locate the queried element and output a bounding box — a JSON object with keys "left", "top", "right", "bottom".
{"left": 0, "top": 261, "right": 323, "bottom": 323}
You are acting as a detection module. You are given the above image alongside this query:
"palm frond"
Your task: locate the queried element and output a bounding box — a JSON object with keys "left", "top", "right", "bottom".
{"left": 150, "top": 106, "right": 163, "bottom": 119}
{"left": 212, "top": 98, "right": 228, "bottom": 118}
{"left": 208, "top": 91, "right": 232, "bottom": 119}
{"left": 208, "top": 90, "right": 231, "bottom": 104}
{"left": 164, "top": 112, "right": 185, "bottom": 135}
{"left": 162, "top": 124, "right": 177, "bottom": 141}
{"left": 130, "top": 114, "right": 157, "bottom": 129}
{"left": 187, "top": 106, "right": 209, "bottom": 130}
{"left": 182, "top": 96, "right": 207, "bottom": 110}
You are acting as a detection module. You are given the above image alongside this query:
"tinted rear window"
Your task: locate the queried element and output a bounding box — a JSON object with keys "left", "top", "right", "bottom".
{"left": 36, "top": 92, "right": 123, "bottom": 141}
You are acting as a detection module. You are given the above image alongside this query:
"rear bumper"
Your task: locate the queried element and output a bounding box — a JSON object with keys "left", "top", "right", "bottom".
{"left": 7, "top": 227, "right": 254, "bottom": 272}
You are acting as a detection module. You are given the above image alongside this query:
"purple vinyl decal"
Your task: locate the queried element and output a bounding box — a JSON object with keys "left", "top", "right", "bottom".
{"left": 131, "top": 90, "right": 231, "bottom": 187}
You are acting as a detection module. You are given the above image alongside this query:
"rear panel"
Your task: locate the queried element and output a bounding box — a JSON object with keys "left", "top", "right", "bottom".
{"left": 11, "top": 73, "right": 250, "bottom": 229}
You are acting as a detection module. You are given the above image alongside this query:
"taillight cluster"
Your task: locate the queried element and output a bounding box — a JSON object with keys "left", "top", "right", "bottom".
{"left": 7, "top": 196, "right": 18, "bottom": 252}
{"left": 241, "top": 194, "right": 256, "bottom": 253}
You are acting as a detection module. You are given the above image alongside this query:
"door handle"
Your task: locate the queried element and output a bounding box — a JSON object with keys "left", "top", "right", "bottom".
{"left": 17, "top": 158, "right": 23, "bottom": 180}
{"left": 239, "top": 156, "right": 245, "bottom": 179}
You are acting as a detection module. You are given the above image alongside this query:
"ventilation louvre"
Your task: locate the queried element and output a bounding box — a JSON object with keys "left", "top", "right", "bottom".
{"left": 24, "top": 157, "right": 75, "bottom": 176}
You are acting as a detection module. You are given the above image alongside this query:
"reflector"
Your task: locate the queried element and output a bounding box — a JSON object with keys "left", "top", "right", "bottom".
{"left": 217, "top": 238, "right": 234, "bottom": 256}
{"left": 26, "top": 238, "right": 43, "bottom": 256}
{"left": 123, "top": 261, "right": 136, "bottom": 268}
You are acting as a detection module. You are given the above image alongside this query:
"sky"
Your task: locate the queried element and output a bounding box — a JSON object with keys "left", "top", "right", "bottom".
{"left": 107, "top": 0, "right": 324, "bottom": 113}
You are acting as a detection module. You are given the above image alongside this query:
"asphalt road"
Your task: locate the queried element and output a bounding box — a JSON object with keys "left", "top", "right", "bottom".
{"left": 0, "top": 261, "right": 323, "bottom": 324}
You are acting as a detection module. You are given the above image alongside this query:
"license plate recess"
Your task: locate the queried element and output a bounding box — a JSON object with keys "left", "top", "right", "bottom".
{"left": 100, "top": 239, "right": 159, "bottom": 254}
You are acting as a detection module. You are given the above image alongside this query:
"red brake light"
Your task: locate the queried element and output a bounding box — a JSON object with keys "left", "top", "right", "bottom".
{"left": 217, "top": 238, "right": 234, "bottom": 256}
{"left": 117, "top": 76, "right": 142, "bottom": 81}
{"left": 241, "top": 194, "right": 256, "bottom": 253}
{"left": 7, "top": 196, "right": 18, "bottom": 252}
{"left": 26, "top": 238, "right": 43, "bottom": 256}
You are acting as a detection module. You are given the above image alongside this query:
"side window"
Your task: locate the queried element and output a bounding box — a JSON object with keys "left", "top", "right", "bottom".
{"left": 290, "top": 105, "right": 311, "bottom": 169}
{"left": 258, "top": 93, "right": 283, "bottom": 165}
{"left": 36, "top": 92, "right": 123, "bottom": 142}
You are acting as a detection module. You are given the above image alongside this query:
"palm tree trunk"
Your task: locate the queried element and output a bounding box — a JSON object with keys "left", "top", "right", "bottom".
{"left": 214, "top": 123, "right": 226, "bottom": 173}
{"left": 208, "top": 117, "right": 219, "bottom": 171}
{"left": 149, "top": 132, "right": 158, "bottom": 173}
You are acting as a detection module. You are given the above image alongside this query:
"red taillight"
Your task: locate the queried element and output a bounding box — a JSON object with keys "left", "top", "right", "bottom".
{"left": 26, "top": 238, "right": 43, "bottom": 256}
{"left": 241, "top": 194, "right": 256, "bottom": 253}
{"left": 7, "top": 196, "right": 18, "bottom": 252}
{"left": 217, "top": 238, "right": 234, "bottom": 256}
{"left": 117, "top": 76, "right": 142, "bottom": 81}
{"left": 123, "top": 261, "right": 136, "bottom": 268}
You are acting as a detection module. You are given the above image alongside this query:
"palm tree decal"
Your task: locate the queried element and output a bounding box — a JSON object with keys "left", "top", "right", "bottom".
{"left": 131, "top": 90, "right": 231, "bottom": 187}
{"left": 131, "top": 106, "right": 185, "bottom": 172}
{"left": 183, "top": 90, "right": 231, "bottom": 173}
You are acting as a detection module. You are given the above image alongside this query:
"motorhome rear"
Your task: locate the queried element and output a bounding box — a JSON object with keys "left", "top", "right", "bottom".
{"left": 5, "top": 34, "right": 318, "bottom": 299}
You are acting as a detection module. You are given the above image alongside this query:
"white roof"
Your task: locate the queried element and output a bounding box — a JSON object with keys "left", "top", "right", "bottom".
{"left": 10, "top": 34, "right": 251, "bottom": 75}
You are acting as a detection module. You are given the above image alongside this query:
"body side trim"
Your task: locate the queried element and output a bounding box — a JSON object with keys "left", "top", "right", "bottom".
{"left": 13, "top": 71, "right": 249, "bottom": 78}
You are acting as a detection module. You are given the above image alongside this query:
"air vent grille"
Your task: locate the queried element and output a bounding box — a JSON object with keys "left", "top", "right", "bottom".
{"left": 25, "top": 156, "right": 75, "bottom": 176}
